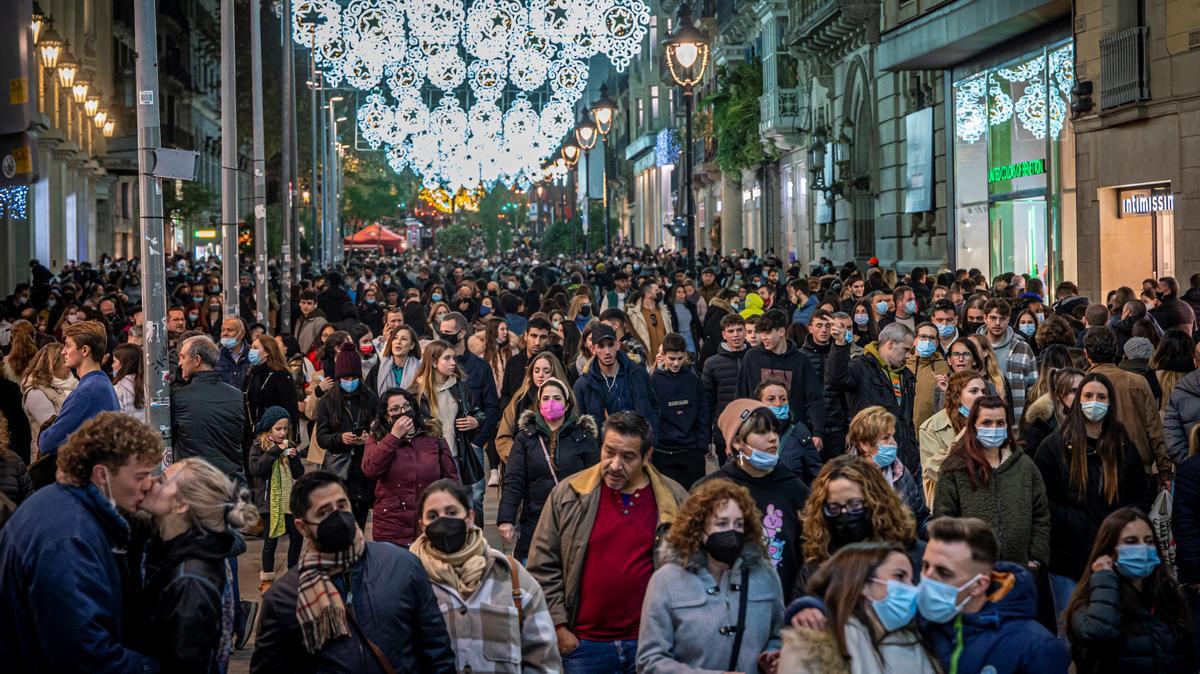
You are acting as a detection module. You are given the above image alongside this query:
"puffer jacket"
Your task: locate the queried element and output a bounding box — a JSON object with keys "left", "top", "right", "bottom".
{"left": 826, "top": 341, "right": 919, "bottom": 474}
{"left": 572, "top": 350, "right": 660, "bottom": 439}
{"left": 499, "top": 411, "right": 598, "bottom": 559}
{"left": 0, "top": 451, "right": 32, "bottom": 507}
{"left": 779, "top": 619, "right": 937, "bottom": 674}
{"left": 171, "top": 370, "right": 247, "bottom": 483}
{"left": 1163, "top": 368, "right": 1200, "bottom": 464}
{"left": 800, "top": 336, "right": 848, "bottom": 457}
{"left": 1174, "top": 454, "right": 1200, "bottom": 584}
{"left": 1033, "top": 427, "right": 1152, "bottom": 580}
{"left": 649, "top": 366, "right": 708, "bottom": 452}
{"left": 1069, "top": 569, "right": 1194, "bottom": 674}
{"left": 636, "top": 545, "right": 784, "bottom": 674}
{"left": 361, "top": 429, "right": 458, "bottom": 547}
{"left": 1019, "top": 393, "right": 1058, "bottom": 456}
{"left": 933, "top": 446, "right": 1052, "bottom": 567}
{"left": 701, "top": 345, "right": 745, "bottom": 451}
{"left": 315, "top": 386, "right": 379, "bottom": 501}
{"left": 779, "top": 420, "right": 822, "bottom": 484}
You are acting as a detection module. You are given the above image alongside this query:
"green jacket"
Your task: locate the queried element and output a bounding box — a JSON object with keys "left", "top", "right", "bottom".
{"left": 933, "top": 447, "right": 1051, "bottom": 567}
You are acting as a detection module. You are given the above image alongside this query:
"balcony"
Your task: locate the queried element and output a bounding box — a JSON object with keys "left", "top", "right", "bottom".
{"left": 788, "top": 0, "right": 881, "bottom": 61}
{"left": 759, "top": 88, "right": 808, "bottom": 150}
{"left": 1100, "top": 27, "right": 1150, "bottom": 110}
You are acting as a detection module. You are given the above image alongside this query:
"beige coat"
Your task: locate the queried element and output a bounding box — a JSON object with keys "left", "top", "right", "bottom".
{"left": 1090, "top": 363, "right": 1173, "bottom": 475}
{"left": 918, "top": 408, "right": 960, "bottom": 508}
{"left": 626, "top": 300, "right": 672, "bottom": 368}
{"left": 779, "top": 618, "right": 939, "bottom": 674}
{"left": 909, "top": 353, "right": 951, "bottom": 430}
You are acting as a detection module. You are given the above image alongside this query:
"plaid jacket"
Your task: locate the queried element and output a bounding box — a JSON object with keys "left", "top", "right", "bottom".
{"left": 1002, "top": 335, "right": 1038, "bottom": 424}
{"left": 428, "top": 549, "right": 561, "bottom": 673}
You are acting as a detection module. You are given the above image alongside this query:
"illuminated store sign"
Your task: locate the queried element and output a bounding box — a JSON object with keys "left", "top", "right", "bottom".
{"left": 987, "top": 159, "right": 1045, "bottom": 183}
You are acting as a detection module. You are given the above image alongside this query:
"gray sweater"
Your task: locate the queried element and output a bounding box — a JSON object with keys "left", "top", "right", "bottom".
{"left": 637, "top": 546, "right": 784, "bottom": 674}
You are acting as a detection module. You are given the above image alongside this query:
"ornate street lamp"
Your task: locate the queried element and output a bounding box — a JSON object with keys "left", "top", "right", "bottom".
{"left": 38, "top": 26, "right": 63, "bottom": 69}
{"left": 591, "top": 84, "right": 618, "bottom": 256}
{"left": 573, "top": 109, "right": 598, "bottom": 254}
{"left": 56, "top": 45, "right": 78, "bottom": 89}
{"left": 574, "top": 109, "right": 598, "bottom": 151}
{"left": 84, "top": 95, "right": 99, "bottom": 118}
{"left": 664, "top": 3, "right": 710, "bottom": 274}
{"left": 93, "top": 109, "right": 107, "bottom": 129}
{"left": 32, "top": 5, "right": 46, "bottom": 45}
{"left": 103, "top": 120, "right": 115, "bottom": 138}
{"left": 561, "top": 142, "right": 580, "bottom": 167}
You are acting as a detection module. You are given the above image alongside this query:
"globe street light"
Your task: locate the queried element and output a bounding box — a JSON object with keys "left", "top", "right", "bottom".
{"left": 664, "top": 3, "right": 710, "bottom": 275}
{"left": 591, "top": 83, "right": 618, "bottom": 256}
{"left": 561, "top": 142, "right": 580, "bottom": 167}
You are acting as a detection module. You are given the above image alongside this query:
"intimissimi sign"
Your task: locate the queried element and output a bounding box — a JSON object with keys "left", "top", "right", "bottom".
{"left": 1119, "top": 187, "right": 1174, "bottom": 217}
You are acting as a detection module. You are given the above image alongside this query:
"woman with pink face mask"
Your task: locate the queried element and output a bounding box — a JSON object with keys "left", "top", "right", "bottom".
{"left": 498, "top": 377, "right": 599, "bottom": 561}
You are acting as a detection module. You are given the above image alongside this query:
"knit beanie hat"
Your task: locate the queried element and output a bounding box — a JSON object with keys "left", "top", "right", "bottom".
{"left": 334, "top": 341, "right": 362, "bottom": 379}
{"left": 1124, "top": 336, "right": 1154, "bottom": 362}
{"left": 256, "top": 406, "right": 291, "bottom": 434}
{"left": 717, "top": 399, "right": 769, "bottom": 451}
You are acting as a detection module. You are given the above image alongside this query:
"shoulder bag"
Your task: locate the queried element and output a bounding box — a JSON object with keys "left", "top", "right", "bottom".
{"left": 726, "top": 566, "right": 751, "bottom": 672}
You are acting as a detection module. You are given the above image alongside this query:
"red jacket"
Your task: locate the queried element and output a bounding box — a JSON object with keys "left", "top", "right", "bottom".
{"left": 361, "top": 432, "right": 459, "bottom": 546}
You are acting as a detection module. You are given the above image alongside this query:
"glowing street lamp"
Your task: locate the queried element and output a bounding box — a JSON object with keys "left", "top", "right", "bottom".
{"left": 591, "top": 84, "right": 617, "bottom": 137}
{"left": 663, "top": 3, "right": 710, "bottom": 274}
{"left": 56, "top": 46, "right": 78, "bottom": 89}
{"left": 102, "top": 120, "right": 115, "bottom": 137}
{"left": 84, "top": 95, "right": 99, "bottom": 118}
{"left": 72, "top": 68, "right": 92, "bottom": 104}
{"left": 38, "top": 27, "right": 63, "bottom": 69}
{"left": 574, "top": 110, "right": 598, "bottom": 151}
{"left": 93, "top": 109, "right": 107, "bottom": 129}
{"left": 561, "top": 142, "right": 580, "bottom": 167}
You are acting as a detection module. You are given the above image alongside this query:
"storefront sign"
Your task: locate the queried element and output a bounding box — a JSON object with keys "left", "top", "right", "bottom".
{"left": 904, "top": 107, "right": 934, "bottom": 213}
{"left": 987, "top": 159, "right": 1045, "bottom": 183}
{"left": 1119, "top": 190, "right": 1174, "bottom": 217}
{"left": 194, "top": 229, "right": 217, "bottom": 239}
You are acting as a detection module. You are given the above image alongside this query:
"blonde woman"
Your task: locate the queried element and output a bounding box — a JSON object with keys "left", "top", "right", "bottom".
{"left": 566, "top": 294, "right": 596, "bottom": 334}
{"left": 846, "top": 406, "right": 930, "bottom": 537}
{"left": 919, "top": 369, "right": 988, "bottom": 507}
{"left": 3, "top": 320, "right": 38, "bottom": 384}
{"left": 494, "top": 352, "right": 569, "bottom": 464}
{"left": 135, "top": 457, "right": 259, "bottom": 673}
{"left": 20, "top": 343, "right": 77, "bottom": 461}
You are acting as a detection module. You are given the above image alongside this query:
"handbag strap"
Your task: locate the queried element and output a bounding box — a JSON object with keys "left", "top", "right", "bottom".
{"left": 727, "top": 566, "right": 751, "bottom": 672}
{"left": 345, "top": 607, "right": 397, "bottom": 674}
{"left": 537, "top": 436, "right": 559, "bottom": 484}
{"left": 506, "top": 555, "right": 525, "bottom": 624}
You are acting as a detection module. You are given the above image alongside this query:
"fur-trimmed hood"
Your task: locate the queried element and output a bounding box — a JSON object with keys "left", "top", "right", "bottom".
{"left": 1023, "top": 392, "right": 1055, "bottom": 426}
{"left": 779, "top": 627, "right": 850, "bottom": 674}
{"left": 517, "top": 408, "right": 598, "bottom": 439}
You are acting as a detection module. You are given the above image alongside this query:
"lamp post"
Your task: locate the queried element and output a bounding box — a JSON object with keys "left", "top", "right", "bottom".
{"left": 574, "top": 109, "right": 597, "bottom": 256}
{"left": 664, "top": 3, "right": 710, "bottom": 276}
{"left": 591, "top": 84, "right": 618, "bottom": 258}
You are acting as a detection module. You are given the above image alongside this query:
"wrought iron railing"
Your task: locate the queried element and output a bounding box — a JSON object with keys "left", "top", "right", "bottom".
{"left": 1100, "top": 26, "right": 1150, "bottom": 109}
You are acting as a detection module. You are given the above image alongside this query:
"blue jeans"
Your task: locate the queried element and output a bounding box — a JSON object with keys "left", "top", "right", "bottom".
{"left": 1048, "top": 572, "right": 1077, "bottom": 636}
{"left": 562, "top": 639, "right": 638, "bottom": 674}
{"left": 469, "top": 444, "right": 485, "bottom": 523}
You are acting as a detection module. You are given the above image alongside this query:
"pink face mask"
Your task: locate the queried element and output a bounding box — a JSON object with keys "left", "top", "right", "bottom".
{"left": 540, "top": 398, "right": 566, "bottom": 421}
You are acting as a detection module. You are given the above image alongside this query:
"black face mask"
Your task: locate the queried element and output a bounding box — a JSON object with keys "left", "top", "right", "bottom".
{"left": 826, "top": 509, "right": 872, "bottom": 547}
{"left": 703, "top": 530, "right": 745, "bottom": 566}
{"left": 309, "top": 510, "right": 358, "bottom": 553}
{"left": 438, "top": 330, "right": 461, "bottom": 346}
{"left": 424, "top": 516, "right": 468, "bottom": 553}
{"left": 578, "top": 304, "right": 592, "bottom": 318}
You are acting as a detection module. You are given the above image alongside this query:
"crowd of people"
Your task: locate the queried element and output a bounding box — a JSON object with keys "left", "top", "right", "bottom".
{"left": 1, "top": 245, "right": 1200, "bottom": 673}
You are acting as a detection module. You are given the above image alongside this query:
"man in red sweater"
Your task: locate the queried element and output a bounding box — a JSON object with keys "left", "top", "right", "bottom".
{"left": 526, "top": 411, "right": 688, "bottom": 673}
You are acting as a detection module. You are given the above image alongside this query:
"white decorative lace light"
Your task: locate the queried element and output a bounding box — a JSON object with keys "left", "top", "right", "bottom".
{"left": 953, "top": 43, "right": 1073, "bottom": 144}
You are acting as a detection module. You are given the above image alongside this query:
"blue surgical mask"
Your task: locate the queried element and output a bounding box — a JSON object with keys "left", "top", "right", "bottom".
{"left": 937, "top": 324, "right": 956, "bottom": 339}
{"left": 875, "top": 301, "right": 889, "bottom": 315}
{"left": 1019, "top": 323, "right": 1036, "bottom": 337}
{"left": 339, "top": 378, "right": 360, "bottom": 393}
{"left": 431, "top": 293, "right": 443, "bottom": 302}
{"left": 844, "top": 330, "right": 855, "bottom": 345}
{"left": 479, "top": 305, "right": 492, "bottom": 317}
{"left": 958, "top": 403, "right": 971, "bottom": 418}
{"left": 873, "top": 443, "right": 898, "bottom": 468}
{"left": 247, "top": 349, "right": 262, "bottom": 365}
{"left": 904, "top": 299, "right": 917, "bottom": 315}
{"left": 854, "top": 314, "right": 870, "bottom": 326}
{"left": 915, "top": 339, "right": 937, "bottom": 358}
{"left": 1115, "top": 543, "right": 1160, "bottom": 579}
{"left": 220, "top": 337, "right": 238, "bottom": 349}
{"left": 976, "top": 426, "right": 1008, "bottom": 449}
{"left": 365, "top": 298, "right": 376, "bottom": 304}
{"left": 742, "top": 447, "right": 779, "bottom": 472}
{"left": 871, "top": 579, "right": 919, "bottom": 631}
{"left": 916, "top": 573, "right": 983, "bottom": 623}
{"left": 1081, "top": 401, "right": 1109, "bottom": 422}
{"left": 769, "top": 404, "right": 790, "bottom": 422}
{"left": 1035, "top": 312, "right": 1045, "bottom": 323}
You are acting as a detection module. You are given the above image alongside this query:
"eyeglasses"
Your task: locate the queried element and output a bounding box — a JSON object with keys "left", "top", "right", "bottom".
{"left": 823, "top": 499, "right": 866, "bottom": 517}
{"left": 948, "top": 351, "right": 972, "bottom": 360}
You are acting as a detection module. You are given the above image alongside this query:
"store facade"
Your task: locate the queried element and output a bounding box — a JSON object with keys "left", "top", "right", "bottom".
{"left": 950, "top": 39, "right": 1076, "bottom": 286}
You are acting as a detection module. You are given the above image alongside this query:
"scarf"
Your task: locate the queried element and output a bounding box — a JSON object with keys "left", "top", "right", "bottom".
{"left": 267, "top": 443, "right": 294, "bottom": 539}
{"left": 295, "top": 529, "right": 366, "bottom": 654}
{"left": 866, "top": 342, "right": 905, "bottom": 406}
{"left": 411, "top": 526, "right": 489, "bottom": 598}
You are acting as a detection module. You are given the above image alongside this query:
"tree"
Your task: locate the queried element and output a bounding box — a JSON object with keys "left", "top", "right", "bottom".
{"left": 703, "top": 58, "right": 776, "bottom": 175}
{"left": 436, "top": 222, "right": 473, "bottom": 258}
{"left": 339, "top": 153, "right": 420, "bottom": 228}
{"left": 163, "top": 181, "right": 219, "bottom": 228}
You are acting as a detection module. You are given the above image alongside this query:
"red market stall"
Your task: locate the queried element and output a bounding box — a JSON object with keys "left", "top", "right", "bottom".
{"left": 344, "top": 223, "right": 407, "bottom": 252}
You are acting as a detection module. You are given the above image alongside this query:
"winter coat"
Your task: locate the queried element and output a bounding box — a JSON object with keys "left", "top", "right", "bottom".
{"left": 357, "top": 301, "right": 383, "bottom": 335}
{"left": 1, "top": 378, "right": 33, "bottom": 465}
{"left": 37, "top": 370, "right": 119, "bottom": 457}
{"left": 215, "top": 343, "right": 251, "bottom": 389}
{"left": 826, "top": 342, "right": 920, "bottom": 474}
{"left": 0, "top": 451, "right": 32, "bottom": 506}
{"left": 976, "top": 325, "right": 1039, "bottom": 425}
{"left": 636, "top": 546, "right": 784, "bottom": 674}
{"left": 1033, "top": 427, "right": 1152, "bottom": 580}
{"left": 1150, "top": 296, "right": 1196, "bottom": 334}
{"left": 244, "top": 364, "right": 301, "bottom": 438}
{"left": 649, "top": 366, "right": 708, "bottom": 452}
{"left": 694, "top": 461, "right": 809, "bottom": 601}
{"left": 1174, "top": 454, "right": 1200, "bottom": 584}
{"left": 1119, "top": 357, "right": 1162, "bottom": 403}
{"left": 1162, "top": 368, "right": 1200, "bottom": 464}
{"left": 248, "top": 440, "right": 306, "bottom": 514}
{"left": 420, "top": 543, "right": 561, "bottom": 674}
{"left": 737, "top": 343, "right": 827, "bottom": 437}
{"left": 315, "top": 386, "right": 379, "bottom": 501}
{"left": 779, "top": 420, "right": 822, "bottom": 485}
{"left": 572, "top": 350, "right": 660, "bottom": 439}
{"left": 317, "top": 287, "right": 358, "bottom": 324}
{"left": 0, "top": 482, "right": 156, "bottom": 672}
{"left": 133, "top": 528, "right": 246, "bottom": 674}
{"left": 172, "top": 370, "right": 247, "bottom": 483}
{"left": 361, "top": 431, "right": 458, "bottom": 547}
{"left": 1019, "top": 393, "right": 1058, "bottom": 457}
{"left": 909, "top": 351, "right": 951, "bottom": 429}
{"left": 800, "top": 337, "right": 849, "bottom": 449}
{"left": 702, "top": 345, "right": 746, "bottom": 451}
{"left": 1090, "top": 363, "right": 1172, "bottom": 476}
{"left": 526, "top": 462, "right": 688, "bottom": 628}
{"left": 779, "top": 619, "right": 938, "bottom": 674}
{"left": 925, "top": 563, "right": 1070, "bottom": 674}
{"left": 499, "top": 411, "right": 598, "bottom": 560}
{"left": 456, "top": 351, "right": 502, "bottom": 445}
{"left": 933, "top": 446, "right": 1052, "bottom": 567}
{"left": 365, "top": 354, "right": 419, "bottom": 398}
{"left": 697, "top": 298, "right": 733, "bottom": 365}
{"left": 1069, "top": 569, "right": 1194, "bottom": 674}
{"left": 627, "top": 301, "right": 673, "bottom": 359}
{"left": 292, "top": 309, "right": 328, "bottom": 354}
{"left": 918, "top": 409, "right": 961, "bottom": 508}
{"left": 251, "top": 541, "right": 457, "bottom": 674}
{"left": 114, "top": 376, "right": 146, "bottom": 424}
{"left": 495, "top": 390, "right": 537, "bottom": 463}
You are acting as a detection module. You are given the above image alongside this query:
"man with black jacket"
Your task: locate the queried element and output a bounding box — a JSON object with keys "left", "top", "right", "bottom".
{"left": 736, "top": 309, "right": 826, "bottom": 453}
{"left": 171, "top": 335, "right": 247, "bottom": 483}
{"left": 317, "top": 272, "right": 358, "bottom": 324}
{"left": 800, "top": 309, "right": 847, "bottom": 460}
{"left": 649, "top": 333, "right": 709, "bottom": 488}
{"left": 499, "top": 317, "right": 553, "bottom": 412}
{"left": 702, "top": 312, "right": 747, "bottom": 459}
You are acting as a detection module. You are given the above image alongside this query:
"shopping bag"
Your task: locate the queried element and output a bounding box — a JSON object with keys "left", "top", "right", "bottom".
{"left": 1150, "top": 487, "right": 1176, "bottom": 577}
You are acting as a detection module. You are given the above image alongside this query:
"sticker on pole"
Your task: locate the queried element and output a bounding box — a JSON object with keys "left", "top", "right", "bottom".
{"left": 139, "top": 90, "right": 154, "bottom": 105}
{"left": 255, "top": 204, "right": 267, "bottom": 219}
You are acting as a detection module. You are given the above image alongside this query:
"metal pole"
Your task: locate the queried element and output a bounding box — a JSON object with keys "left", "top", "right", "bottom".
{"left": 684, "top": 88, "right": 696, "bottom": 275}
{"left": 604, "top": 137, "right": 611, "bottom": 258}
{"left": 309, "top": 79, "right": 319, "bottom": 271}
{"left": 329, "top": 106, "right": 340, "bottom": 266}
{"left": 134, "top": 0, "right": 173, "bottom": 453}
{"left": 220, "top": 0, "right": 239, "bottom": 316}
{"left": 582, "top": 150, "right": 590, "bottom": 256}
{"left": 250, "top": 0, "right": 267, "bottom": 324}
{"left": 279, "top": 0, "right": 294, "bottom": 334}
{"left": 319, "top": 93, "right": 330, "bottom": 269}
